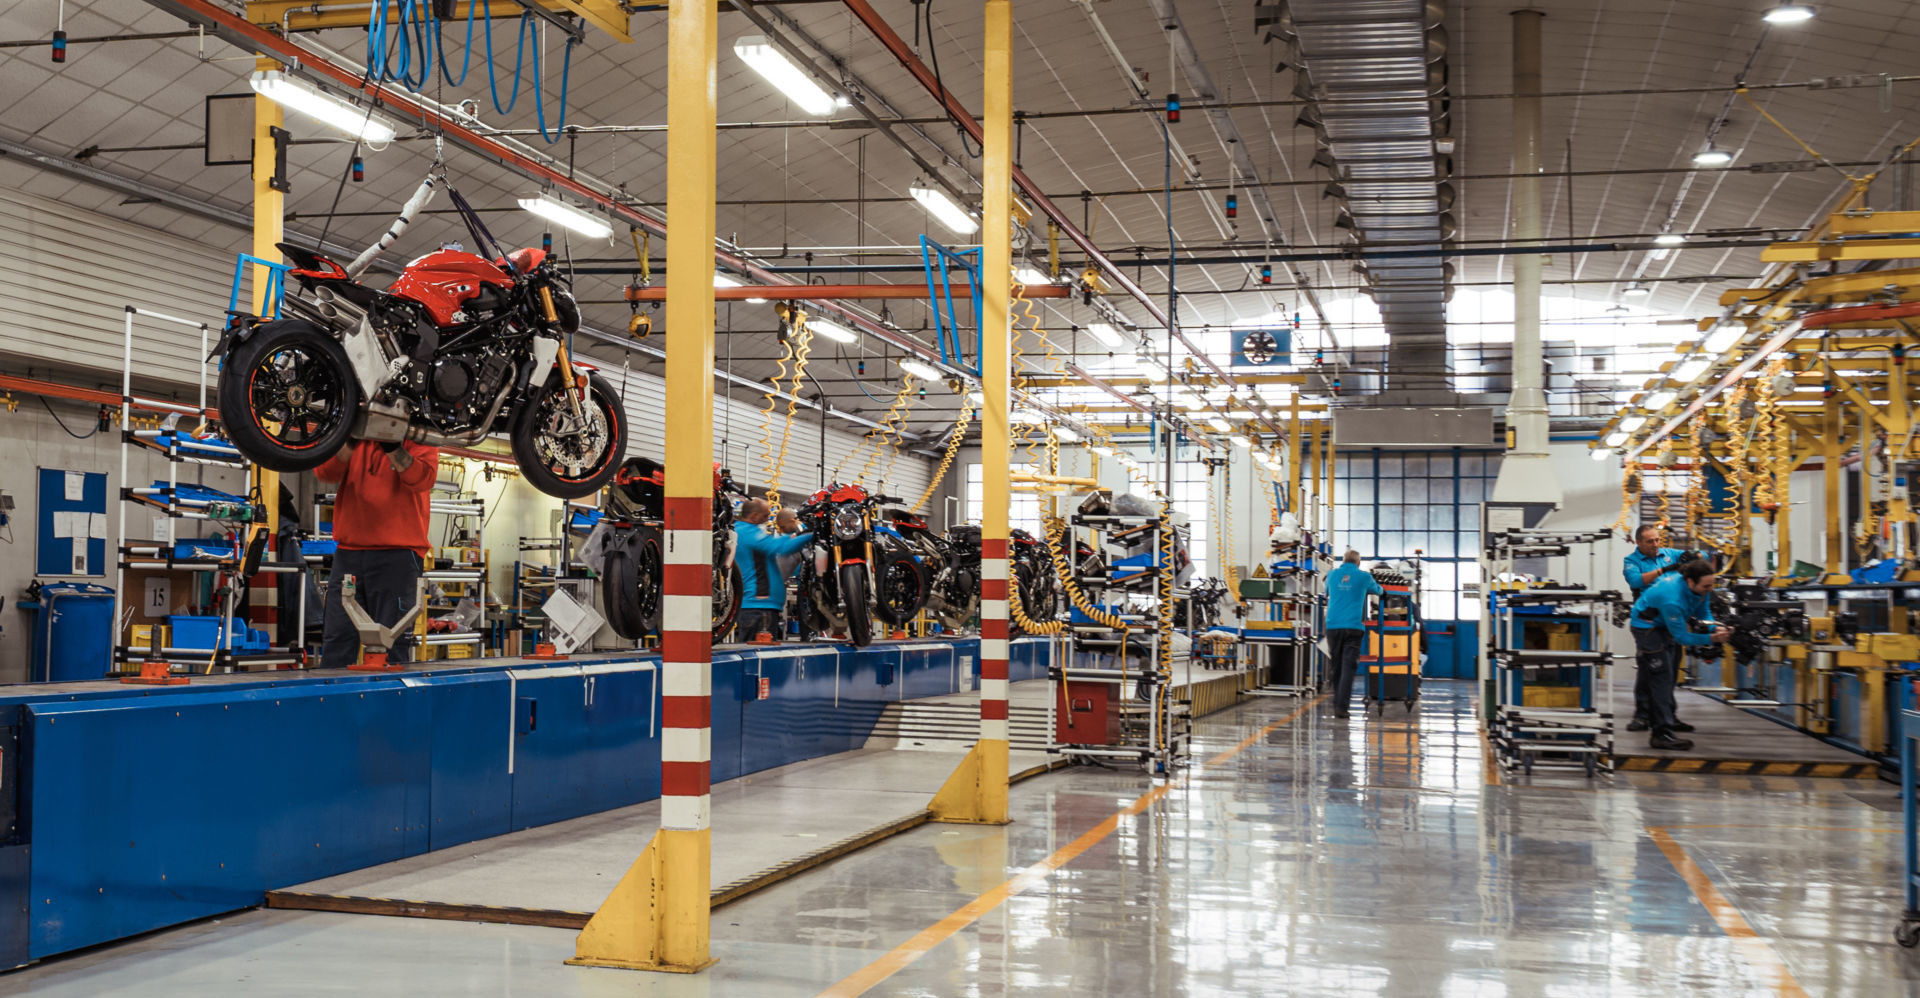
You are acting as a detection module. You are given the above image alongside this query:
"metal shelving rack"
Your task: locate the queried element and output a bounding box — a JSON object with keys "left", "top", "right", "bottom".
{"left": 1242, "top": 533, "right": 1323, "bottom": 698}
{"left": 111, "top": 306, "right": 305, "bottom": 676}
{"left": 1483, "top": 528, "right": 1622, "bottom": 777}
{"left": 1053, "top": 506, "right": 1190, "bottom": 773}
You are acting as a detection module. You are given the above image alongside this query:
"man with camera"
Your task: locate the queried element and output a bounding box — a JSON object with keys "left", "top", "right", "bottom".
{"left": 1622, "top": 525, "right": 1690, "bottom": 732}
{"left": 1628, "top": 558, "right": 1730, "bottom": 751}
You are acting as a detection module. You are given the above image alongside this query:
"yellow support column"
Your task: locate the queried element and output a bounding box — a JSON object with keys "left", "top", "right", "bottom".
{"left": 930, "top": 0, "right": 1012, "bottom": 826}
{"left": 252, "top": 58, "right": 283, "bottom": 539}
{"left": 569, "top": 0, "right": 717, "bottom": 973}
{"left": 1821, "top": 402, "right": 1849, "bottom": 584}
{"left": 1287, "top": 396, "right": 1302, "bottom": 515}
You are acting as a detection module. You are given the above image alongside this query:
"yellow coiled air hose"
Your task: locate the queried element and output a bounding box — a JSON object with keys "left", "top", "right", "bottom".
{"left": 763, "top": 322, "right": 818, "bottom": 507}
{"left": 908, "top": 398, "right": 974, "bottom": 514}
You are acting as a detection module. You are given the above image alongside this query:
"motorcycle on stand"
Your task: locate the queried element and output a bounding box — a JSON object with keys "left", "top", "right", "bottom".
{"left": 216, "top": 181, "right": 626, "bottom": 500}
{"left": 794, "top": 484, "right": 926, "bottom": 647}
{"left": 596, "top": 458, "right": 746, "bottom": 643}
{"left": 1010, "top": 527, "right": 1064, "bottom": 634}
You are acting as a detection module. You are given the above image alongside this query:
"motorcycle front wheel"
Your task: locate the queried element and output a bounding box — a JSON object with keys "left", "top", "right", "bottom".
{"left": 872, "top": 556, "right": 929, "bottom": 627}
{"left": 711, "top": 562, "right": 744, "bottom": 641}
{"left": 218, "top": 320, "right": 359, "bottom": 472}
{"left": 510, "top": 370, "right": 627, "bottom": 499}
{"left": 839, "top": 563, "right": 874, "bottom": 648}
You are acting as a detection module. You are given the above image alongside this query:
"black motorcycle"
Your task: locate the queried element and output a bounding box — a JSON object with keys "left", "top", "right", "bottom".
{"left": 599, "top": 457, "right": 745, "bottom": 642}
{"left": 1010, "top": 527, "right": 1064, "bottom": 631}
{"left": 794, "top": 483, "right": 926, "bottom": 647}
{"left": 1176, "top": 578, "right": 1230, "bottom": 630}
{"left": 877, "top": 510, "right": 977, "bottom": 630}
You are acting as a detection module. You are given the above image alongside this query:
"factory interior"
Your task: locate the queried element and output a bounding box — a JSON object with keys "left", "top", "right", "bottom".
{"left": 0, "top": 0, "right": 1917, "bottom": 993}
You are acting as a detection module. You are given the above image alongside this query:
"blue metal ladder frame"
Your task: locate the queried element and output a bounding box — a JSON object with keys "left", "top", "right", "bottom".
{"left": 227, "top": 254, "right": 292, "bottom": 320}
{"left": 919, "top": 235, "right": 982, "bottom": 378}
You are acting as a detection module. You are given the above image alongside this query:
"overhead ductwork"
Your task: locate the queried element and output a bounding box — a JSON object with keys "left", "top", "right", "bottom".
{"left": 1260, "top": 0, "right": 1452, "bottom": 399}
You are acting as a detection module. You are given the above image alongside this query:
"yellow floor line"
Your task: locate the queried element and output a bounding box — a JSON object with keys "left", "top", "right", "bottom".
{"left": 816, "top": 696, "right": 1325, "bottom": 998}
{"left": 1646, "top": 826, "right": 1811, "bottom": 998}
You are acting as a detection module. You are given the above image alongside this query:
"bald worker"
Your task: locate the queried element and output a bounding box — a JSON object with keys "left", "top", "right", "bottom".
{"left": 732, "top": 498, "right": 813, "bottom": 642}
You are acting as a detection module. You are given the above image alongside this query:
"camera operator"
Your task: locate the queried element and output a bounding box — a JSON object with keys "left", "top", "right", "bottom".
{"left": 1628, "top": 558, "right": 1729, "bottom": 751}
{"left": 1622, "top": 524, "right": 1688, "bottom": 732}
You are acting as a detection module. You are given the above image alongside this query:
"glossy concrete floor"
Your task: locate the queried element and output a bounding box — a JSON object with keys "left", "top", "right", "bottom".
{"left": 5, "top": 681, "right": 1913, "bottom": 997}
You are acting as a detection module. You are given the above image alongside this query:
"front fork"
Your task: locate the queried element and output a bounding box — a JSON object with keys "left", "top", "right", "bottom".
{"left": 538, "top": 286, "right": 588, "bottom": 424}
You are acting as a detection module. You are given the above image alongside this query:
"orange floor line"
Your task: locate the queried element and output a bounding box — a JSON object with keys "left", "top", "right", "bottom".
{"left": 816, "top": 695, "right": 1325, "bottom": 998}
{"left": 1646, "top": 825, "right": 1811, "bottom": 998}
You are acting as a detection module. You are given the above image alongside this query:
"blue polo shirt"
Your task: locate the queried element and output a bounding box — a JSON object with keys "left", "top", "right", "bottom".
{"left": 1623, "top": 545, "right": 1684, "bottom": 595}
{"left": 734, "top": 522, "right": 813, "bottom": 610}
{"left": 1325, "top": 563, "right": 1384, "bottom": 631}
{"left": 1630, "top": 572, "right": 1715, "bottom": 646}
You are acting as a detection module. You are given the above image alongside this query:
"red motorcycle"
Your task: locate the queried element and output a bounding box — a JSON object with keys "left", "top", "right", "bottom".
{"left": 598, "top": 458, "right": 745, "bottom": 642}
{"left": 216, "top": 240, "right": 626, "bottom": 499}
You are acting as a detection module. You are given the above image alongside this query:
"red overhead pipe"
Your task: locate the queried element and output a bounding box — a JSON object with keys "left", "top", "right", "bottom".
{"left": 1799, "top": 300, "right": 1920, "bottom": 329}
{"left": 625, "top": 282, "right": 1070, "bottom": 301}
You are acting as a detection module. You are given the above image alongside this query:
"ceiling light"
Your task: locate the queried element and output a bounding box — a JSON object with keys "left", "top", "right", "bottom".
{"left": 249, "top": 70, "right": 398, "bottom": 143}
{"left": 732, "top": 35, "right": 846, "bottom": 116}
{"left": 517, "top": 193, "right": 613, "bottom": 240}
{"left": 1054, "top": 425, "right": 1080, "bottom": 443}
{"left": 1675, "top": 358, "right": 1711, "bottom": 381}
{"left": 1172, "top": 391, "right": 1204, "bottom": 411}
{"left": 1208, "top": 416, "right": 1231, "bottom": 433}
{"left": 1645, "top": 390, "right": 1675, "bottom": 409}
{"left": 1092, "top": 445, "right": 1114, "bottom": 458}
{"left": 1654, "top": 233, "right": 1687, "bottom": 246}
{"left": 1232, "top": 435, "right": 1253, "bottom": 449}
{"left": 1015, "top": 265, "right": 1050, "bottom": 285}
{"left": 909, "top": 179, "right": 978, "bottom": 235}
{"left": 1620, "top": 415, "right": 1649, "bottom": 432}
{"left": 1703, "top": 325, "right": 1742, "bottom": 353}
{"left": 1605, "top": 431, "right": 1629, "bottom": 447}
{"left": 808, "top": 317, "right": 858, "bottom": 343}
{"left": 712, "top": 271, "right": 768, "bottom": 304}
{"left": 1761, "top": 3, "right": 1815, "bottom": 24}
{"left": 1086, "top": 322, "right": 1123, "bottom": 347}
{"left": 1692, "top": 148, "right": 1735, "bottom": 167}
{"left": 1591, "top": 448, "right": 1613, "bottom": 461}
{"left": 1621, "top": 283, "right": 1651, "bottom": 297}
{"left": 966, "top": 390, "right": 985, "bottom": 405}
{"left": 898, "top": 358, "right": 945, "bottom": 382}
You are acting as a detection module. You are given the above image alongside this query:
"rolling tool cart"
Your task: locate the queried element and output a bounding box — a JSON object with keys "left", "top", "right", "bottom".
{"left": 1362, "top": 566, "right": 1420, "bottom": 713}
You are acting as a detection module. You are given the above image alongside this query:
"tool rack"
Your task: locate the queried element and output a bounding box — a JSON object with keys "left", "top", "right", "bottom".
{"left": 1362, "top": 566, "right": 1420, "bottom": 713}
{"left": 111, "top": 306, "right": 307, "bottom": 676}
{"left": 310, "top": 490, "right": 490, "bottom": 661}
{"left": 1052, "top": 505, "right": 1190, "bottom": 773}
{"left": 1240, "top": 534, "right": 1323, "bottom": 698}
{"left": 1483, "top": 528, "right": 1621, "bottom": 777}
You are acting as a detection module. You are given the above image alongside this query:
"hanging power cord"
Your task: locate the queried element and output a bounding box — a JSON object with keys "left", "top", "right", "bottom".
{"left": 40, "top": 397, "right": 98, "bottom": 439}
{"left": 907, "top": 397, "right": 974, "bottom": 514}
{"left": 1684, "top": 412, "right": 1710, "bottom": 546}
{"left": 851, "top": 375, "right": 916, "bottom": 483}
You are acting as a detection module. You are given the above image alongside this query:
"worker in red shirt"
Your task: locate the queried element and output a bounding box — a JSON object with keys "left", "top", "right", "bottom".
{"left": 315, "top": 440, "right": 439, "bottom": 667}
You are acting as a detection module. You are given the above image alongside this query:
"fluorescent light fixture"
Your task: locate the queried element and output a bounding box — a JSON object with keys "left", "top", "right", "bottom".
{"left": 1086, "top": 322, "right": 1123, "bottom": 346}
{"left": 712, "top": 271, "right": 768, "bottom": 304}
{"left": 808, "top": 317, "right": 858, "bottom": 343}
{"left": 1675, "top": 358, "right": 1711, "bottom": 381}
{"left": 1172, "top": 391, "right": 1205, "bottom": 411}
{"left": 1620, "top": 415, "right": 1649, "bottom": 432}
{"left": 898, "top": 358, "right": 945, "bottom": 382}
{"left": 1591, "top": 448, "right": 1612, "bottom": 461}
{"left": 732, "top": 35, "right": 846, "bottom": 116}
{"left": 1208, "top": 416, "right": 1231, "bottom": 433}
{"left": 1703, "top": 324, "right": 1742, "bottom": 353}
{"left": 1605, "top": 431, "right": 1629, "bottom": 447}
{"left": 250, "top": 70, "right": 399, "bottom": 143}
{"left": 1692, "top": 147, "right": 1735, "bottom": 167}
{"left": 966, "top": 390, "right": 985, "bottom": 405}
{"left": 1762, "top": 3, "right": 1815, "bottom": 24}
{"left": 909, "top": 180, "right": 979, "bottom": 235}
{"left": 1054, "top": 425, "right": 1080, "bottom": 443}
{"left": 1621, "top": 283, "right": 1651, "bottom": 297}
{"left": 1654, "top": 233, "right": 1687, "bottom": 246}
{"left": 1232, "top": 435, "right": 1253, "bottom": 449}
{"left": 517, "top": 193, "right": 613, "bottom": 240}
{"left": 1645, "top": 391, "right": 1676, "bottom": 409}
{"left": 1015, "top": 265, "right": 1050, "bottom": 285}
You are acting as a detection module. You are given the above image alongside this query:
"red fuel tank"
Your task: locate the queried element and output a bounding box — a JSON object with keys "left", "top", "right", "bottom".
{"left": 388, "top": 249, "right": 515, "bottom": 325}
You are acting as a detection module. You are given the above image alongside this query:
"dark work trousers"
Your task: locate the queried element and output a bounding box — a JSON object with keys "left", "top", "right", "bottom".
{"left": 1630, "top": 641, "right": 1683, "bottom": 723}
{"left": 322, "top": 548, "right": 423, "bottom": 668}
{"left": 1630, "top": 626, "right": 1682, "bottom": 736}
{"left": 1327, "top": 628, "right": 1366, "bottom": 713}
{"left": 733, "top": 607, "right": 782, "bottom": 644}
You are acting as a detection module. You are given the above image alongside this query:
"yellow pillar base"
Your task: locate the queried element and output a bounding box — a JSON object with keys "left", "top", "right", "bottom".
{"left": 568, "top": 828, "right": 716, "bottom": 973}
{"left": 929, "top": 738, "right": 1011, "bottom": 825}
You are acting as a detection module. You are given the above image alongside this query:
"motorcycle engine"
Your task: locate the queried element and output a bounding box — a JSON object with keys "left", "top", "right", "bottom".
{"left": 426, "top": 350, "right": 514, "bottom": 430}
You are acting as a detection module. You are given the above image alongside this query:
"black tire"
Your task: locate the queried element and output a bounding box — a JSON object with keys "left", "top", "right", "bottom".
{"left": 218, "top": 320, "right": 359, "bottom": 472}
{"left": 873, "top": 556, "right": 930, "bottom": 627}
{"left": 510, "top": 369, "right": 627, "bottom": 499}
{"left": 635, "top": 532, "right": 664, "bottom": 635}
{"left": 711, "top": 563, "right": 743, "bottom": 641}
{"left": 602, "top": 544, "right": 645, "bottom": 640}
{"left": 840, "top": 562, "right": 873, "bottom": 647}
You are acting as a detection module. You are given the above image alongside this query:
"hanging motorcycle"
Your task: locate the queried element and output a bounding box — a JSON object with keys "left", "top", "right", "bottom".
{"left": 216, "top": 182, "right": 626, "bottom": 499}
{"left": 1010, "top": 527, "right": 1064, "bottom": 631}
{"left": 598, "top": 458, "right": 745, "bottom": 642}
{"left": 794, "top": 483, "right": 923, "bottom": 647}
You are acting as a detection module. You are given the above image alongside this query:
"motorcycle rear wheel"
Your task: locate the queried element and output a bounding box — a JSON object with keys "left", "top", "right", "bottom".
{"left": 218, "top": 320, "right": 359, "bottom": 472}
{"left": 712, "top": 562, "right": 744, "bottom": 641}
{"left": 510, "top": 370, "right": 627, "bottom": 499}
{"left": 839, "top": 563, "right": 874, "bottom": 647}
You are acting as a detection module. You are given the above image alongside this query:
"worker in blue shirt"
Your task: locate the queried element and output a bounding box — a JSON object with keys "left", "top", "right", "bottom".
{"left": 1324, "top": 550, "right": 1384, "bottom": 719}
{"left": 732, "top": 498, "right": 813, "bottom": 642}
{"left": 1629, "top": 559, "right": 1729, "bottom": 750}
{"left": 1622, "top": 524, "right": 1690, "bottom": 732}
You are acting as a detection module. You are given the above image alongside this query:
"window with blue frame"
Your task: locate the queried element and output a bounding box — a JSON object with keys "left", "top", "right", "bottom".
{"left": 1332, "top": 449, "right": 1502, "bottom": 620}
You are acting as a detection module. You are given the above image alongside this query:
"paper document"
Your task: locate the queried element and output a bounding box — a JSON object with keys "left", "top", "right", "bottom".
{"left": 64, "top": 471, "right": 84, "bottom": 501}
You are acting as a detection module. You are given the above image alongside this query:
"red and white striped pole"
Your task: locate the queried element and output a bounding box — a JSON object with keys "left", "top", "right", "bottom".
{"left": 570, "top": 0, "right": 717, "bottom": 970}
{"left": 930, "top": 0, "right": 1012, "bottom": 826}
